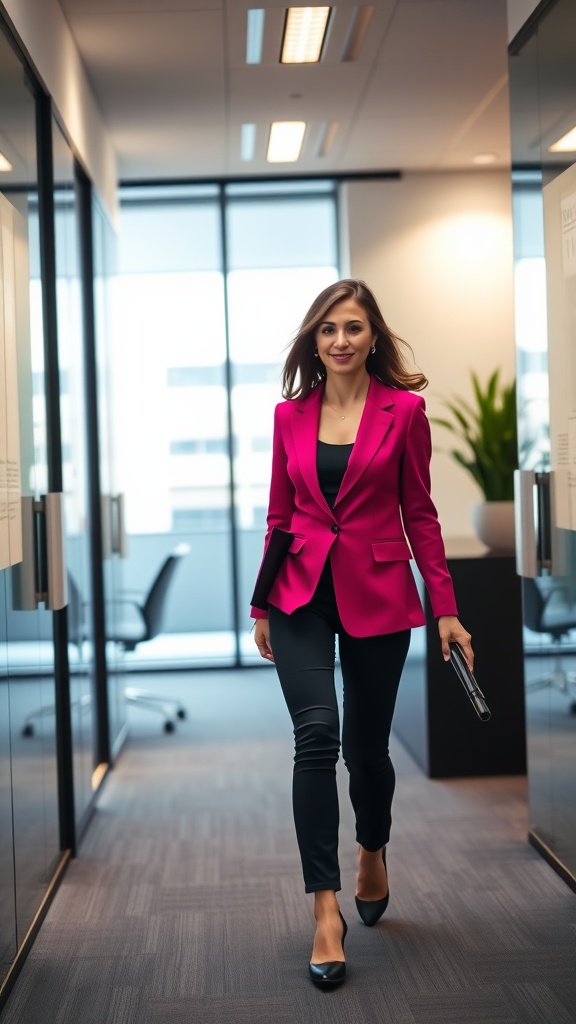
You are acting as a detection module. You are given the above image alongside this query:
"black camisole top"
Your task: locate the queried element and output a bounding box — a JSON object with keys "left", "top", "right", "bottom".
{"left": 316, "top": 440, "right": 354, "bottom": 509}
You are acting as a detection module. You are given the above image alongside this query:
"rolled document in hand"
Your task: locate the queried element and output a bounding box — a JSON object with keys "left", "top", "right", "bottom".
{"left": 448, "top": 642, "right": 491, "bottom": 722}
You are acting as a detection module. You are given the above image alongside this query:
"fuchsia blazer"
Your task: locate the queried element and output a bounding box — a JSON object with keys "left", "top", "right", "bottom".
{"left": 250, "top": 375, "right": 458, "bottom": 637}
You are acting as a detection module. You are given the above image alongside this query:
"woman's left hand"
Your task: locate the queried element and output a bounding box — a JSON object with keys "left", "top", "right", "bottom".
{"left": 437, "top": 616, "right": 473, "bottom": 669}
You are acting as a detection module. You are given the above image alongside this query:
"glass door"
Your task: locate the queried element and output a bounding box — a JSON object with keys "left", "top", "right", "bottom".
{"left": 51, "top": 122, "right": 99, "bottom": 837}
{"left": 0, "top": 22, "right": 61, "bottom": 990}
{"left": 0, "top": 579, "right": 16, "bottom": 978}
{"left": 510, "top": 0, "right": 576, "bottom": 884}
{"left": 92, "top": 195, "right": 127, "bottom": 757}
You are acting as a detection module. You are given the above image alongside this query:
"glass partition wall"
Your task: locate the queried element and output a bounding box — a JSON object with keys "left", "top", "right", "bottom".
{"left": 113, "top": 181, "right": 339, "bottom": 668}
{"left": 0, "top": 22, "right": 64, "bottom": 996}
{"left": 509, "top": 0, "right": 576, "bottom": 889}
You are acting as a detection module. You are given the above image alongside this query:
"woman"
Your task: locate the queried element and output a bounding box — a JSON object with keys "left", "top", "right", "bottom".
{"left": 251, "top": 279, "right": 473, "bottom": 989}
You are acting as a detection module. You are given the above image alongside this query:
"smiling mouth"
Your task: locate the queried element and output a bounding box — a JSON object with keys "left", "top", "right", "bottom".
{"left": 330, "top": 353, "right": 353, "bottom": 360}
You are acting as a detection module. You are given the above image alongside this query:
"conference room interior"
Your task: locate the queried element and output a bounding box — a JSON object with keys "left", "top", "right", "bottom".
{"left": 1, "top": 0, "right": 576, "bottom": 1020}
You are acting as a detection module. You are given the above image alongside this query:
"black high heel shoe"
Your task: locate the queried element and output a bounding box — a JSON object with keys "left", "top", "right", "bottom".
{"left": 355, "top": 846, "right": 389, "bottom": 927}
{"left": 308, "top": 910, "right": 348, "bottom": 989}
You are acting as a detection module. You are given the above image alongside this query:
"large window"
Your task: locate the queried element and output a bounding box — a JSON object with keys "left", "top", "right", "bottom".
{"left": 113, "top": 181, "right": 339, "bottom": 666}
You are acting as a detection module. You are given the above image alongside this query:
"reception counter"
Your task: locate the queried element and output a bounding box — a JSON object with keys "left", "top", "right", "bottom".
{"left": 394, "top": 540, "right": 527, "bottom": 778}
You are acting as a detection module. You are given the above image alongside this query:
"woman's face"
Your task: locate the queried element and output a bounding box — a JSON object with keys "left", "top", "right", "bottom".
{"left": 314, "top": 297, "right": 376, "bottom": 378}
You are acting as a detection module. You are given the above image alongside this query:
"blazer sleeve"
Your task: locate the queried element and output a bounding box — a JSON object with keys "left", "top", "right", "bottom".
{"left": 399, "top": 396, "right": 458, "bottom": 618}
{"left": 250, "top": 403, "right": 296, "bottom": 619}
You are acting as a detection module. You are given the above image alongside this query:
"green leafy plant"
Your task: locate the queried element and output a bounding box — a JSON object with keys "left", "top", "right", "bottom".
{"left": 430, "top": 370, "right": 518, "bottom": 502}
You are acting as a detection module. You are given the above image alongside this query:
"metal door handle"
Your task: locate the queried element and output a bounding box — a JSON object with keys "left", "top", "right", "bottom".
{"left": 11, "top": 493, "right": 67, "bottom": 610}
{"left": 111, "top": 493, "right": 127, "bottom": 558}
{"left": 44, "top": 493, "right": 67, "bottom": 610}
{"left": 101, "top": 494, "right": 112, "bottom": 560}
{"left": 514, "top": 469, "right": 552, "bottom": 578}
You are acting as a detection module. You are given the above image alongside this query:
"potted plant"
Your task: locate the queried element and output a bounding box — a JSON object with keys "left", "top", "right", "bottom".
{"left": 431, "top": 370, "right": 518, "bottom": 551}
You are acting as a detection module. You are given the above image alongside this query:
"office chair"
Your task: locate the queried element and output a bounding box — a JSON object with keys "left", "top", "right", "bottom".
{"left": 108, "top": 544, "right": 190, "bottom": 732}
{"left": 522, "top": 577, "right": 576, "bottom": 713}
{"left": 22, "top": 546, "right": 190, "bottom": 736}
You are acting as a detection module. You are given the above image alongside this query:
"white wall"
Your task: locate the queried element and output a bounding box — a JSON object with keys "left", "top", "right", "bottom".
{"left": 1, "top": 0, "right": 117, "bottom": 219}
{"left": 344, "top": 172, "right": 515, "bottom": 540}
{"left": 507, "top": 0, "right": 541, "bottom": 41}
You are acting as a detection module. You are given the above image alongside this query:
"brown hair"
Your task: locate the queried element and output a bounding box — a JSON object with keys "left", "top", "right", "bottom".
{"left": 282, "top": 279, "right": 428, "bottom": 400}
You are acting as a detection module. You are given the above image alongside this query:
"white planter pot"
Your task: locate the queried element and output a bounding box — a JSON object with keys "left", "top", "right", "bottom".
{"left": 471, "top": 501, "right": 515, "bottom": 553}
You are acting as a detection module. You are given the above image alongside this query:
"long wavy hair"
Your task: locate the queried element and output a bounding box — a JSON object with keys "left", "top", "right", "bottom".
{"left": 282, "top": 279, "right": 428, "bottom": 400}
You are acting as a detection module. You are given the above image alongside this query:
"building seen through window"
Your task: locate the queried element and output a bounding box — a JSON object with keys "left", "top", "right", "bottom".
{"left": 112, "top": 181, "right": 339, "bottom": 664}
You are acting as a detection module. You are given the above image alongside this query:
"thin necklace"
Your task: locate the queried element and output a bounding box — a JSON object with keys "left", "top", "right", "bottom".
{"left": 325, "top": 402, "right": 347, "bottom": 421}
{"left": 323, "top": 385, "right": 369, "bottom": 421}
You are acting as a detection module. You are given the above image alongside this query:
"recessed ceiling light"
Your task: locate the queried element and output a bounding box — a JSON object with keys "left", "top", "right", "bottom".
{"left": 281, "top": 7, "right": 331, "bottom": 64}
{"left": 246, "top": 9, "right": 265, "bottom": 64}
{"left": 549, "top": 126, "right": 576, "bottom": 152}
{"left": 241, "top": 124, "right": 256, "bottom": 161}
{"left": 472, "top": 153, "right": 497, "bottom": 165}
{"left": 0, "top": 151, "right": 13, "bottom": 172}
{"left": 267, "top": 121, "right": 306, "bottom": 162}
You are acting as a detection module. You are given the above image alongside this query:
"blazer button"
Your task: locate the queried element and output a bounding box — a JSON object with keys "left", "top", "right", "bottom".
{"left": 331, "top": 524, "right": 339, "bottom": 533}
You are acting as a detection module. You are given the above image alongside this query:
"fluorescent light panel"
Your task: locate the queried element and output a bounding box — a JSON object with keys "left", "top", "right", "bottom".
{"left": 241, "top": 123, "right": 257, "bottom": 161}
{"left": 246, "top": 9, "right": 265, "bottom": 64}
{"left": 0, "top": 151, "right": 13, "bottom": 172}
{"left": 549, "top": 126, "right": 576, "bottom": 152}
{"left": 281, "top": 7, "right": 331, "bottom": 64}
{"left": 267, "top": 121, "right": 306, "bottom": 163}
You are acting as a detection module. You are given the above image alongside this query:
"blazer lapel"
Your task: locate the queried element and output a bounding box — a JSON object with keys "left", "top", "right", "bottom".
{"left": 290, "top": 387, "right": 333, "bottom": 516}
{"left": 334, "top": 378, "right": 395, "bottom": 506}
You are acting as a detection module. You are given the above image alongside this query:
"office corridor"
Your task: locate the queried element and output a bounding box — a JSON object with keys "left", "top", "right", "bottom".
{"left": 3, "top": 668, "right": 576, "bottom": 1024}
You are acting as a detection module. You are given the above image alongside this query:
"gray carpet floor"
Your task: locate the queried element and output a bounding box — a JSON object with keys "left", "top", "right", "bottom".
{"left": 3, "top": 667, "right": 576, "bottom": 1024}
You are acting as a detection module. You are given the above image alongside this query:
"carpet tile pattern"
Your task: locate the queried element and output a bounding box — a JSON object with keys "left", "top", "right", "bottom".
{"left": 2, "top": 668, "right": 576, "bottom": 1023}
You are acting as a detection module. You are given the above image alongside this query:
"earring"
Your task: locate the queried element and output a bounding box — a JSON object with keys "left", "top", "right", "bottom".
{"left": 314, "top": 348, "right": 319, "bottom": 357}
{"left": 370, "top": 345, "right": 376, "bottom": 354}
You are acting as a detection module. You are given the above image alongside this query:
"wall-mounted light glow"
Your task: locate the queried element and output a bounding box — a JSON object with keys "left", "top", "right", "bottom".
{"left": 472, "top": 153, "right": 497, "bottom": 165}
{"left": 246, "top": 9, "right": 265, "bottom": 64}
{"left": 0, "top": 151, "right": 13, "bottom": 172}
{"left": 241, "top": 123, "right": 257, "bottom": 161}
{"left": 267, "top": 121, "right": 306, "bottom": 162}
{"left": 549, "top": 126, "right": 576, "bottom": 152}
{"left": 281, "top": 7, "right": 331, "bottom": 64}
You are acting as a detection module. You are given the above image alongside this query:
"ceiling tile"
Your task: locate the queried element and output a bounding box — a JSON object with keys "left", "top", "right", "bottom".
{"left": 56, "top": 0, "right": 513, "bottom": 178}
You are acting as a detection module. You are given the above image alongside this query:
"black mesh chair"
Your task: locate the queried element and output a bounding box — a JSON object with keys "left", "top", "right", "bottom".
{"left": 108, "top": 544, "right": 190, "bottom": 732}
{"left": 523, "top": 577, "right": 576, "bottom": 713}
{"left": 22, "top": 546, "right": 190, "bottom": 737}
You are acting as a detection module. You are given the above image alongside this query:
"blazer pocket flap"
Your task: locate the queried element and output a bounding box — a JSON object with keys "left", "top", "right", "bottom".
{"left": 372, "top": 539, "right": 412, "bottom": 562}
{"left": 289, "top": 536, "right": 306, "bottom": 554}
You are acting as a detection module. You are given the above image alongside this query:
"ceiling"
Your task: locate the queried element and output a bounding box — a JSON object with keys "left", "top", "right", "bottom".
{"left": 57, "top": 0, "right": 512, "bottom": 181}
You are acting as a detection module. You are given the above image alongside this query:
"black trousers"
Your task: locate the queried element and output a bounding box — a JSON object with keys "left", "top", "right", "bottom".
{"left": 268, "top": 562, "right": 410, "bottom": 893}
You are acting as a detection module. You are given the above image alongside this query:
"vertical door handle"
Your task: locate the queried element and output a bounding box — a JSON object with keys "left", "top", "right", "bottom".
{"left": 11, "top": 496, "right": 38, "bottom": 610}
{"left": 111, "top": 493, "right": 127, "bottom": 558}
{"left": 44, "top": 493, "right": 67, "bottom": 610}
{"left": 514, "top": 469, "right": 552, "bottom": 578}
{"left": 101, "top": 494, "right": 112, "bottom": 560}
{"left": 10, "top": 493, "right": 67, "bottom": 610}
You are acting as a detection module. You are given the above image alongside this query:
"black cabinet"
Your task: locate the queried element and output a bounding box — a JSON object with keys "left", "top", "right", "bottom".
{"left": 395, "top": 550, "right": 526, "bottom": 778}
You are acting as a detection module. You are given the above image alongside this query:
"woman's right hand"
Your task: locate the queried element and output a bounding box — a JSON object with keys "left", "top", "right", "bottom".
{"left": 254, "top": 618, "right": 274, "bottom": 662}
